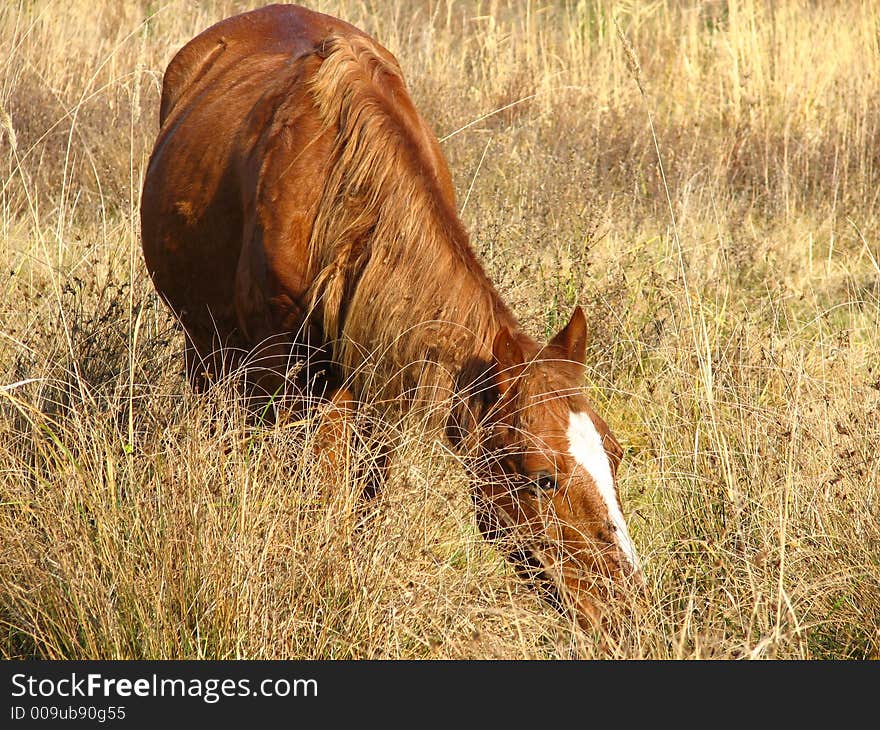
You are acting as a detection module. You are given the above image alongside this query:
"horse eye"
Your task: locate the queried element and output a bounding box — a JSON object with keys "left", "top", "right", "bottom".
{"left": 532, "top": 472, "right": 557, "bottom": 492}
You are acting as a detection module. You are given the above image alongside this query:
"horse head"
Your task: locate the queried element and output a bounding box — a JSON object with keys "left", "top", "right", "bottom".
{"left": 449, "top": 306, "right": 643, "bottom": 629}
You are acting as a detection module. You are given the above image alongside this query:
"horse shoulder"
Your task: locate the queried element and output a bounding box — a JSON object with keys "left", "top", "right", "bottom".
{"left": 235, "top": 57, "right": 336, "bottom": 343}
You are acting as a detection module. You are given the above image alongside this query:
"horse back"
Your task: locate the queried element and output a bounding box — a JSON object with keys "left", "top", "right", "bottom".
{"left": 159, "top": 4, "right": 366, "bottom": 123}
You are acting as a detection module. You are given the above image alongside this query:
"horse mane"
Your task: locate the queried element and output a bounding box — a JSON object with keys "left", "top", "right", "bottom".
{"left": 304, "top": 33, "right": 526, "bottom": 402}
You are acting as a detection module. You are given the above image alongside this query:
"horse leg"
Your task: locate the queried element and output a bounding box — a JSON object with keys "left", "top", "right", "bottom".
{"left": 311, "top": 384, "right": 390, "bottom": 506}
{"left": 183, "top": 327, "right": 245, "bottom": 393}
{"left": 237, "top": 332, "right": 302, "bottom": 425}
{"left": 183, "top": 332, "right": 211, "bottom": 392}
{"left": 312, "top": 385, "right": 356, "bottom": 473}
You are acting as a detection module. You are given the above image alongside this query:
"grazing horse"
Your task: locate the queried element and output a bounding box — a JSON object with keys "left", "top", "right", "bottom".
{"left": 141, "top": 4, "right": 642, "bottom": 629}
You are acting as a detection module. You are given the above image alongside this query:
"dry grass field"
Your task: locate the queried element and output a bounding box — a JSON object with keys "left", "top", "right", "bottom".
{"left": 1, "top": 0, "right": 878, "bottom": 659}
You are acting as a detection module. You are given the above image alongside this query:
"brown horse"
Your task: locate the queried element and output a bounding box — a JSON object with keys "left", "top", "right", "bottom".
{"left": 141, "top": 3, "right": 642, "bottom": 629}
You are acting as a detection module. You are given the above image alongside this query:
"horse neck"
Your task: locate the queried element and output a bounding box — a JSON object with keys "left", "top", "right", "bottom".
{"left": 324, "top": 182, "right": 531, "bottom": 404}
{"left": 422, "top": 212, "right": 522, "bottom": 362}
{"left": 303, "top": 33, "right": 529, "bottom": 394}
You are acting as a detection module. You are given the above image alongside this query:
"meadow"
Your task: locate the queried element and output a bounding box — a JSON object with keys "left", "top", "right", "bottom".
{"left": 0, "top": 0, "right": 877, "bottom": 659}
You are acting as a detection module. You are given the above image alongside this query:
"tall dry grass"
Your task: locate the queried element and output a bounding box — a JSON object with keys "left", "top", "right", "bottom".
{"left": 0, "top": 0, "right": 877, "bottom": 658}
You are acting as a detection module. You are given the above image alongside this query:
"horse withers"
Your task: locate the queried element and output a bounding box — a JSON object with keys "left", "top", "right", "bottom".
{"left": 140, "top": 3, "right": 643, "bottom": 630}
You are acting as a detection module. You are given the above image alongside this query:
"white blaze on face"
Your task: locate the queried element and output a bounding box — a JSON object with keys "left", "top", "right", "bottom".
{"left": 566, "top": 411, "right": 641, "bottom": 573}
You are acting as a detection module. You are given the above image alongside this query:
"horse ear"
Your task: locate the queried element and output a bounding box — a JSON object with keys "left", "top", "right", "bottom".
{"left": 550, "top": 306, "right": 587, "bottom": 364}
{"left": 492, "top": 325, "right": 524, "bottom": 394}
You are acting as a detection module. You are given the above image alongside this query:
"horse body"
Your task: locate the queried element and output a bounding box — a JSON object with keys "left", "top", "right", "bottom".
{"left": 141, "top": 3, "right": 642, "bottom": 629}
{"left": 143, "top": 3, "right": 478, "bottom": 396}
